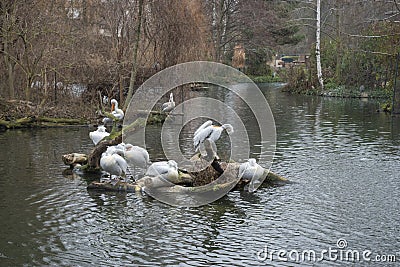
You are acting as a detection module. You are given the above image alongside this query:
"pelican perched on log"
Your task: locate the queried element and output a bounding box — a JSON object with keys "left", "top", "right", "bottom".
{"left": 162, "top": 93, "right": 175, "bottom": 112}
{"left": 145, "top": 160, "right": 179, "bottom": 183}
{"left": 239, "top": 158, "right": 266, "bottom": 192}
{"left": 100, "top": 146, "right": 128, "bottom": 184}
{"left": 193, "top": 122, "right": 234, "bottom": 152}
{"left": 102, "top": 99, "right": 124, "bottom": 124}
{"left": 89, "top": 125, "right": 110, "bottom": 145}
{"left": 238, "top": 158, "right": 264, "bottom": 181}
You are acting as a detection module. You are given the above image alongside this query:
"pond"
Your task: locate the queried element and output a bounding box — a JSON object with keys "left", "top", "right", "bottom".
{"left": 0, "top": 84, "right": 399, "bottom": 266}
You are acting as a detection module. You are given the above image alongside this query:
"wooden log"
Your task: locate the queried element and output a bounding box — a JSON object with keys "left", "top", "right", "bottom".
{"left": 87, "top": 181, "right": 141, "bottom": 192}
{"left": 84, "top": 142, "right": 290, "bottom": 193}
{"left": 86, "top": 167, "right": 289, "bottom": 193}
{"left": 0, "top": 116, "right": 87, "bottom": 129}
{"left": 62, "top": 153, "right": 88, "bottom": 165}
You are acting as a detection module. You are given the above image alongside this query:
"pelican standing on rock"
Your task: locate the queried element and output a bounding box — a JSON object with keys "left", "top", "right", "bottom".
{"left": 102, "top": 99, "right": 124, "bottom": 124}
{"left": 100, "top": 146, "right": 128, "bottom": 185}
{"left": 89, "top": 125, "right": 110, "bottom": 145}
{"left": 193, "top": 123, "right": 234, "bottom": 152}
{"left": 145, "top": 160, "right": 179, "bottom": 184}
{"left": 162, "top": 93, "right": 175, "bottom": 112}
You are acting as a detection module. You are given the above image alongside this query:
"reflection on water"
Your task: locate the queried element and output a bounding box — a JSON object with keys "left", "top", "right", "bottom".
{"left": 0, "top": 84, "right": 399, "bottom": 266}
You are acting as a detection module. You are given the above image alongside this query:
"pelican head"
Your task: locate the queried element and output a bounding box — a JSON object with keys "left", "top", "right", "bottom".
{"left": 97, "top": 125, "right": 107, "bottom": 132}
{"left": 221, "top": 124, "right": 234, "bottom": 134}
{"left": 167, "top": 160, "right": 178, "bottom": 170}
{"left": 248, "top": 158, "right": 257, "bottom": 166}
{"left": 105, "top": 145, "right": 124, "bottom": 156}
{"left": 111, "top": 99, "right": 118, "bottom": 111}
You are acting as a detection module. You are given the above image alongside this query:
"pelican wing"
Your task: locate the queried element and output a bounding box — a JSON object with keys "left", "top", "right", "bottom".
{"left": 238, "top": 162, "right": 249, "bottom": 179}
{"left": 89, "top": 131, "right": 110, "bottom": 145}
{"left": 112, "top": 110, "right": 124, "bottom": 120}
{"left": 162, "top": 101, "right": 175, "bottom": 112}
{"left": 194, "top": 120, "right": 213, "bottom": 137}
{"left": 146, "top": 162, "right": 170, "bottom": 176}
{"left": 161, "top": 102, "right": 169, "bottom": 110}
{"left": 114, "top": 154, "right": 128, "bottom": 174}
{"left": 193, "top": 126, "right": 214, "bottom": 149}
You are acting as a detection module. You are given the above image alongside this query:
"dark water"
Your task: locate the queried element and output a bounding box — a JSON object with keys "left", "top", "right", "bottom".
{"left": 0, "top": 84, "right": 399, "bottom": 266}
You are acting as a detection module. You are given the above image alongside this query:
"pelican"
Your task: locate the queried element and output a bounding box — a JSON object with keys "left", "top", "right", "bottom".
{"left": 120, "top": 143, "right": 150, "bottom": 180}
{"left": 102, "top": 95, "right": 109, "bottom": 105}
{"left": 89, "top": 125, "right": 110, "bottom": 145}
{"left": 194, "top": 120, "right": 213, "bottom": 137}
{"left": 239, "top": 158, "right": 264, "bottom": 181}
{"left": 145, "top": 160, "right": 179, "bottom": 184}
{"left": 102, "top": 99, "right": 124, "bottom": 124}
{"left": 123, "top": 144, "right": 150, "bottom": 168}
{"left": 162, "top": 92, "right": 175, "bottom": 112}
{"left": 193, "top": 123, "right": 234, "bottom": 152}
{"left": 239, "top": 158, "right": 265, "bottom": 192}
{"left": 100, "top": 146, "right": 128, "bottom": 184}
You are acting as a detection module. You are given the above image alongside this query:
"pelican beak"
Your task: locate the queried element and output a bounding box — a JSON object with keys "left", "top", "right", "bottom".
{"left": 111, "top": 102, "right": 115, "bottom": 111}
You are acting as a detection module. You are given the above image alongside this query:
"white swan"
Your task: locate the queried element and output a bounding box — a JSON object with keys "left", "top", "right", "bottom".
{"left": 193, "top": 123, "right": 234, "bottom": 152}
{"left": 89, "top": 125, "right": 110, "bottom": 145}
{"left": 145, "top": 160, "right": 179, "bottom": 183}
{"left": 162, "top": 93, "right": 175, "bottom": 112}
{"left": 102, "top": 99, "right": 124, "bottom": 124}
{"left": 100, "top": 146, "right": 128, "bottom": 184}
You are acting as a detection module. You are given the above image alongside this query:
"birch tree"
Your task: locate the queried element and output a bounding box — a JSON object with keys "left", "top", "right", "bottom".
{"left": 316, "top": 0, "right": 324, "bottom": 89}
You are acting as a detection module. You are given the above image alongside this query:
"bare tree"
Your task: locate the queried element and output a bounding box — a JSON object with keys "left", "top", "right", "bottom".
{"left": 316, "top": 0, "right": 324, "bottom": 89}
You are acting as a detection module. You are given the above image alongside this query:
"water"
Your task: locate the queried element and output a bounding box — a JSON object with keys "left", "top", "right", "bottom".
{"left": 0, "top": 84, "right": 399, "bottom": 266}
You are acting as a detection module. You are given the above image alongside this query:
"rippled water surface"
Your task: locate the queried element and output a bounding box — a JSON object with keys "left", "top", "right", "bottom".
{"left": 0, "top": 84, "right": 399, "bottom": 266}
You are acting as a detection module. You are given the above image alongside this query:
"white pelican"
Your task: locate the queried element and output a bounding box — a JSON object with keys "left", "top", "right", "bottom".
{"left": 194, "top": 120, "right": 213, "bottom": 137}
{"left": 145, "top": 160, "right": 179, "bottom": 183}
{"left": 102, "top": 99, "right": 124, "bottom": 124}
{"left": 100, "top": 146, "right": 128, "bottom": 184}
{"left": 102, "top": 95, "right": 109, "bottom": 105}
{"left": 162, "top": 93, "right": 175, "bottom": 112}
{"left": 89, "top": 125, "right": 110, "bottom": 145}
{"left": 123, "top": 144, "right": 150, "bottom": 168}
{"left": 239, "top": 158, "right": 265, "bottom": 192}
{"left": 193, "top": 123, "right": 234, "bottom": 152}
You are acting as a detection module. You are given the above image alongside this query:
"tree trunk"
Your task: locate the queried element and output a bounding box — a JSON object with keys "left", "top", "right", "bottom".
{"left": 124, "top": 0, "right": 144, "bottom": 110}
{"left": 335, "top": 0, "right": 342, "bottom": 82}
{"left": 316, "top": 0, "right": 324, "bottom": 90}
{"left": 393, "top": 53, "right": 400, "bottom": 114}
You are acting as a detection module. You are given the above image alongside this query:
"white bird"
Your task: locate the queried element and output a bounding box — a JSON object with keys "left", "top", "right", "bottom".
{"left": 100, "top": 146, "right": 128, "bottom": 184}
{"left": 123, "top": 144, "right": 150, "bottom": 168}
{"left": 194, "top": 120, "right": 213, "bottom": 137}
{"left": 102, "top": 95, "right": 109, "bottom": 105}
{"left": 239, "top": 158, "right": 265, "bottom": 192}
{"left": 145, "top": 160, "right": 179, "bottom": 184}
{"left": 102, "top": 99, "right": 124, "bottom": 124}
{"left": 193, "top": 123, "right": 234, "bottom": 152}
{"left": 239, "top": 158, "right": 264, "bottom": 181}
{"left": 89, "top": 125, "right": 110, "bottom": 145}
{"left": 162, "top": 92, "right": 175, "bottom": 112}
